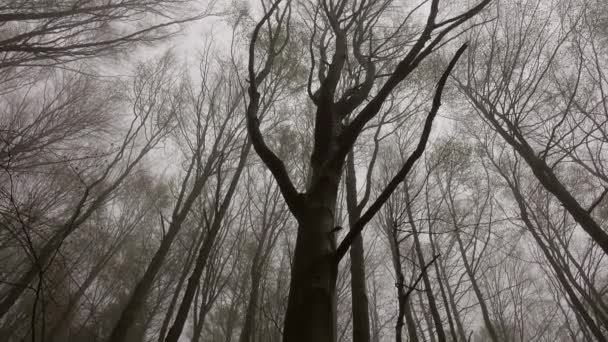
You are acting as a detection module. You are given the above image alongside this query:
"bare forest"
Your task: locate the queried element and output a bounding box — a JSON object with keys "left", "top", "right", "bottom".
{"left": 1, "top": 0, "right": 607, "bottom": 341}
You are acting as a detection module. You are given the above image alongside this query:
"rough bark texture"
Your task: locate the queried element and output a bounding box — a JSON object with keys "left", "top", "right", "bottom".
{"left": 282, "top": 175, "right": 340, "bottom": 342}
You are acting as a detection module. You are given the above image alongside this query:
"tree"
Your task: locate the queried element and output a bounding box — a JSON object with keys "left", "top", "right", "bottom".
{"left": 0, "top": 0, "right": 215, "bottom": 70}
{"left": 245, "top": 0, "right": 490, "bottom": 340}
{"left": 107, "top": 53, "right": 249, "bottom": 342}
{"left": 0, "top": 52, "right": 181, "bottom": 328}
{"left": 457, "top": 0, "right": 608, "bottom": 255}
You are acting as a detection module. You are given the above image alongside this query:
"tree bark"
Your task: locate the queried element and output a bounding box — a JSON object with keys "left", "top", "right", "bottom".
{"left": 164, "top": 142, "right": 250, "bottom": 342}
{"left": 504, "top": 176, "right": 607, "bottom": 342}
{"left": 404, "top": 186, "right": 446, "bottom": 342}
{"left": 437, "top": 257, "right": 467, "bottom": 342}
{"left": 156, "top": 229, "right": 202, "bottom": 342}
{"left": 239, "top": 271, "right": 262, "bottom": 342}
{"left": 282, "top": 167, "right": 341, "bottom": 342}
{"left": 345, "top": 153, "right": 371, "bottom": 342}
{"left": 466, "top": 91, "right": 608, "bottom": 255}
{"left": 454, "top": 232, "right": 498, "bottom": 342}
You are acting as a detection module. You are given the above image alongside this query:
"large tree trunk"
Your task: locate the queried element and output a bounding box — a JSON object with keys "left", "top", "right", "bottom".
{"left": 282, "top": 169, "right": 340, "bottom": 342}
{"left": 282, "top": 213, "right": 338, "bottom": 342}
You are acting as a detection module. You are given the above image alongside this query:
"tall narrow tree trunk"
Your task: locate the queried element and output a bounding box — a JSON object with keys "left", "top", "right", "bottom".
{"left": 470, "top": 94, "right": 608, "bottom": 255}
{"left": 345, "top": 153, "right": 371, "bottom": 342}
{"left": 165, "top": 142, "right": 250, "bottom": 342}
{"left": 164, "top": 231, "right": 217, "bottom": 342}
{"left": 427, "top": 225, "right": 458, "bottom": 341}
{"left": 191, "top": 302, "right": 211, "bottom": 342}
{"left": 239, "top": 271, "right": 262, "bottom": 342}
{"left": 403, "top": 299, "right": 419, "bottom": 342}
{"left": 437, "top": 257, "right": 467, "bottom": 342}
{"left": 387, "top": 218, "right": 418, "bottom": 342}
{"left": 454, "top": 233, "right": 498, "bottom": 342}
{"left": 107, "top": 218, "right": 184, "bottom": 342}
{"left": 404, "top": 187, "right": 446, "bottom": 342}
{"left": 108, "top": 161, "right": 213, "bottom": 342}
{"left": 157, "top": 231, "right": 202, "bottom": 342}
{"left": 0, "top": 224, "right": 76, "bottom": 320}
{"left": 47, "top": 258, "right": 110, "bottom": 342}
{"left": 417, "top": 290, "right": 436, "bottom": 342}
{"left": 506, "top": 181, "right": 607, "bottom": 342}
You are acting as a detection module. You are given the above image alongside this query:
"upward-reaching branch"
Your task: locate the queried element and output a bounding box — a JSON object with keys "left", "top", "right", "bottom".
{"left": 336, "top": 43, "right": 469, "bottom": 262}
{"left": 337, "top": 0, "right": 490, "bottom": 161}
{"left": 246, "top": 0, "right": 303, "bottom": 217}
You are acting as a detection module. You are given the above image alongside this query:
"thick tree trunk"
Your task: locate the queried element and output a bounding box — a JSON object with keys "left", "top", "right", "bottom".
{"left": 282, "top": 213, "right": 338, "bottom": 342}
{"left": 282, "top": 172, "right": 340, "bottom": 342}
